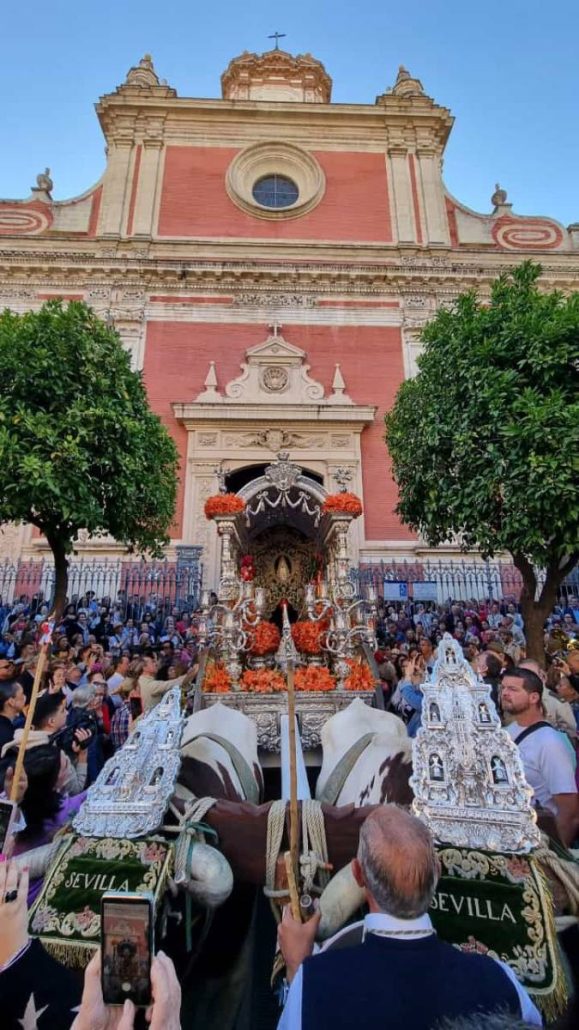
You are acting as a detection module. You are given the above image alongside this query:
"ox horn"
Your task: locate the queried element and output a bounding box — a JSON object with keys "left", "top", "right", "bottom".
{"left": 317, "top": 863, "right": 365, "bottom": 940}
{"left": 10, "top": 841, "right": 61, "bottom": 879}
{"left": 175, "top": 840, "right": 234, "bottom": 908}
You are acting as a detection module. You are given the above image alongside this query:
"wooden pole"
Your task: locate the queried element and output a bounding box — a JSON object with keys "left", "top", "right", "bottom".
{"left": 284, "top": 850, "right": 302, "bottom": 921}
{"left": 286, "top": 661, "right": 299, "bottom": 865}
{"left": 10, "top": 628, "right": 51, "bottom": 803}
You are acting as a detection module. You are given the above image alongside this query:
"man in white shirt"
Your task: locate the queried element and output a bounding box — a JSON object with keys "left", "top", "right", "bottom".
{"left": 502, "top": 666, "right": 579, "bottom": 846}
{"left": 106, "top": 653, "right": 131, "bottom": 709}
{"left": 277, "top": 807, "right": 540, "bottom": 1030}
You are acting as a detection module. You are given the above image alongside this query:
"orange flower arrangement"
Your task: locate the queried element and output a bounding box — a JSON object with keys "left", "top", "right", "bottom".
{"left": 240, "top": 668, "right": 286, "bottom": 693}
{"left": 323, "top": 492, "right": 363, "bottom": 518}
{"left": 248, "top": 621, "right": 281, "bottom": 656}
{"left": 292, "top": 620, "right": 328, "bottom": 655}
{"left": 204, "top": 493, "right": 246, "bottom": 519}
{"left": 344, "top": 659, "right": 375, "bottom": 692}
{"left": 202, "top": 662, "right": 232, "bottom": 693}
{"left": 295, "top": 666, "right": 336, "bottom": 692}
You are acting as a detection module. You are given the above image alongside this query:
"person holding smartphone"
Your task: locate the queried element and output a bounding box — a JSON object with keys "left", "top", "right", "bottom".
{"left": 398, "top": 654, "right": 428, "bottom": 737}
{"left": 71, "top": 947, "right": 182, "bottom": 1030}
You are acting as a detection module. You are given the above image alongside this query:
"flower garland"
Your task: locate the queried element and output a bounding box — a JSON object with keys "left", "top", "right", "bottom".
{"left": 204, "top": 493, "right": 246, "bottom": 519}
{"left": 295, "top": 666, "right": 336, "bottom": 692}
{"left": 240, "top": 668, "right": 286, "bottom": 693}
{"left": 249, "top": 620, "right": 281, "bottom": 656}
{"left": 292, "top": 620, "right": 328, "bottom": 655}
{"left": 344, "top": 658, "right": 375, "bottom": 692}
{"left": 202, "top": 662, "right": 232, "bottom": 693}
{"left": 323, "top": 492, "right": 363, "bottom": 517}
{"left": 240, "top": 554, "right": 255, "bottom": 581}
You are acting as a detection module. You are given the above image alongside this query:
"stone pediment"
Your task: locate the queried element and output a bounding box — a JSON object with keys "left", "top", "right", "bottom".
{"left": 195, "top": 327, "right": 353, "bottom": 406}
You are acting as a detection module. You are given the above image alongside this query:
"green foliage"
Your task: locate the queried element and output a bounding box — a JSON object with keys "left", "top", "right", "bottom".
{"left": 0, "top": 301, "right": 179, "bottom": 558}
{"left": 385, "top": 263, "right": 579, "bottom": 570}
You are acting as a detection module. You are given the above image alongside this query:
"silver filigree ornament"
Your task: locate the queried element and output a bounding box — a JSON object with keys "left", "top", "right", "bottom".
{"left": 73, "top": 688, "right": 184, "bottom": 839}
{"left": 244, "top": 452, "right": 322, "bottom": 526}
{"left": 410, "top": 635, "right": 541, "bottom": 853}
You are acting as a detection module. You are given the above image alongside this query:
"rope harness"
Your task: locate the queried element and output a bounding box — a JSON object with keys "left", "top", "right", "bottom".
{"left": 264, "top": 798, "right": 330, "bottom": 917}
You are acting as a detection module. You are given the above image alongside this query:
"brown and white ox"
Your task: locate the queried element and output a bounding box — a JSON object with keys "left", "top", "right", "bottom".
{"left": 175, "top": 699, "right": 413, "bottom": 961}
{"left": 179, "top": 701, "right": 264, "bottom": 807}
{"left": 168, "top": 703, "right": 266, "bottom": 1030}
{"left": 316, "top": 698, "right": 413, "bottom": 807}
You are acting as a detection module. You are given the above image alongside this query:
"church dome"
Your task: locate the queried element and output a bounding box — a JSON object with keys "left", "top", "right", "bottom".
{"left": 221, "top": 49, "right": 332, "bottom": 103}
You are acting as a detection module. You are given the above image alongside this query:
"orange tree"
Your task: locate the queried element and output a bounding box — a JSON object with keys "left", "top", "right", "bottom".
{"left": 0, "top": 301, "right": 178, "bottom": 619}
{"left": 385, "top": 263, "right": 578, "bottom": 663}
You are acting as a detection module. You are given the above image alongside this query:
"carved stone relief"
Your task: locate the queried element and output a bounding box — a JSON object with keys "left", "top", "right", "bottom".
{"left": 191, "top": 476, "right": 214, "bottom": 553}
{"left": 232, "top": 293, "right": 315, "bottom": 308}
{"left": 222, "top": 430, "right": 325, "bottom": 451}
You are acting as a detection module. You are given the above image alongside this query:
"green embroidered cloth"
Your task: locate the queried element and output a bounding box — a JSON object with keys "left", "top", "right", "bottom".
{"left": 431, "top": 845, "right": 566, "bottom": 1018}
{"left": 29, "top": 834, "right": 173, "bottom": 967}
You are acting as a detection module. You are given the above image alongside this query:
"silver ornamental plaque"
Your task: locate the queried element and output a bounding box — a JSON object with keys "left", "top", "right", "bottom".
{"left": 73, "top": 688, "right": 184, "bottom": 839}
{"left": 411, "top": 634, "right": 541, "bottom": 853}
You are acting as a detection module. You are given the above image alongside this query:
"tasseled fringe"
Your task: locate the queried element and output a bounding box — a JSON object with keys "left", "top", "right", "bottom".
{"left": 40, "top": 938, "right": 97, "bottom": 969}
{"left": 528, "top": 855, "right": 569, "bottom": 1020}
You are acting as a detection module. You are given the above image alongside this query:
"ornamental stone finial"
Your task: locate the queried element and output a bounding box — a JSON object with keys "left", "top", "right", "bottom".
{"left": 124, "top": 53, "right": 160, "bottom": 87}
{"left": 34, "top": 168, "right": 53, "bottom": 195}
{"left": 491, "top": 182, "right": 509, "bottom": 210}
{"left": 392, "top": 65, "right": 425, "bottom": 97}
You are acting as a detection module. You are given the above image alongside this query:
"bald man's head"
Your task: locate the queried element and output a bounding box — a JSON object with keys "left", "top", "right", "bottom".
{"left": 355, "top": 806, "right": 438, "bottom": 919}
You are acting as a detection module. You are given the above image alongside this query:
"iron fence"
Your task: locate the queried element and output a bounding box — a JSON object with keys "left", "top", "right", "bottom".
{"left": 0, "top": 549, "right": 203, "bottom": 618}
{"left": 0, "top": 553, "right": 576, "bottom": 615}
{"left": 351, "top": 558, "right": 579, "bottom": 606}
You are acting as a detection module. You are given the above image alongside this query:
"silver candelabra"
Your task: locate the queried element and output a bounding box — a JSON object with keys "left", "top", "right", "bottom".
{"left": 196, "top": 581, "right": 267, "bottom": 687}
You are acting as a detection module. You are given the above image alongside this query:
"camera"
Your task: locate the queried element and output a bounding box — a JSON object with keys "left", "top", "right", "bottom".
{"left": 51, "top": 710, "right": 97, "bottom": 755}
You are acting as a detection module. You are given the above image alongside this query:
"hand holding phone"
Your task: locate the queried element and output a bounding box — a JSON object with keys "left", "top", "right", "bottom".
{"left": 0, "top": 798, "right": 17, "bottom": 856}
{"left": 101, "top": 892, "right": 153, "bottom": 1007}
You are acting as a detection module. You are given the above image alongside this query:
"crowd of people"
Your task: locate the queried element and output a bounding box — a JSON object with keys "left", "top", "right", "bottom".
{"left": 0, "top": 586, "right": 578, "bottom": 1027}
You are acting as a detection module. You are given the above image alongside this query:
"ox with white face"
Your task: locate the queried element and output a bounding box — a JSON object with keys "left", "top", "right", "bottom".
{"left": 179, "top": 702, "right": 263, "bottom": 803}
{"left": 316, "top": 699, "right": 413, "bottom": 807}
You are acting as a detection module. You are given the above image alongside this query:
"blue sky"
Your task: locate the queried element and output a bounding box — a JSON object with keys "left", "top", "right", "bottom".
{"left": 1, "top": 0, "right": 577, "bottom": 225}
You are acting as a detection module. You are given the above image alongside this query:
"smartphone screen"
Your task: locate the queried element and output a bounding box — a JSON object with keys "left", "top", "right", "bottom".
{"left": 101, "top": 893, "right": 153, "bottom": 1006}
{"left": 0, "top": 798, "right": 16, "bottom": 855}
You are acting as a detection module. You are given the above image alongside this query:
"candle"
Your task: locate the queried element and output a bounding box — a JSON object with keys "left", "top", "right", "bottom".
{"left": 367, "top": 584, "right": 377, "bottom": 602}
{"left": 305, "top": 584, "right": 315, "bottom": 604}
{"left": 201, "top": 590, "right": 210, "bottom": 609}
{"left": 334, "top": 610, "right": 347, "bottom": 631}
{"left": 255, "top": 587, "right": 266, "bottom": 610}
{"left": 318, "top": 580, "right": 328, "bottom": 599}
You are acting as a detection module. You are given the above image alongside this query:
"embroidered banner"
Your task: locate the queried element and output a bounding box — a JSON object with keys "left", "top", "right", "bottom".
{"left": 28, "top": 834, "right": 173, "bottom": 967}
{"left": 431, "top": 846, "right": 566, "bottom": 1018}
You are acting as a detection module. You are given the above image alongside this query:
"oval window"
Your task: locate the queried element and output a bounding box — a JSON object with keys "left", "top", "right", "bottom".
{"left": 252, "top": 174, "right": 299, "bottom": 209}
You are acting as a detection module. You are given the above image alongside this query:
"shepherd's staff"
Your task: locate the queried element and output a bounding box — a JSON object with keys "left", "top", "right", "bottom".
{"left": 284, "top": 654, "right": 302, "bottom": 921}
{"left": 10, "top": 620, "right": 53, "bottom": 803}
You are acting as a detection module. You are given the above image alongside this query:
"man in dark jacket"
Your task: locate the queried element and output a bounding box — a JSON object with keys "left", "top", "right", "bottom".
{"left": 277, "top": 806, "right": 540, "bottom": 1030}
{"left": 0, "top": 680, "right": 26, "bottom": 752}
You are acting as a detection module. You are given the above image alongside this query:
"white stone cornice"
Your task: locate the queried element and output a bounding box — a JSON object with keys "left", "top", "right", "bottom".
{"left": 172, "top": 403, "right": 376, "bottom": 428}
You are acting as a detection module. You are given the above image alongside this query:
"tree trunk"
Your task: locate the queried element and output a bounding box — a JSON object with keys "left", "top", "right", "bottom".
{"left": 513, "top": 551, "right": 578, "bottom": 667}
{"left": 520, "top": 600, "right": 549, "bottom": 666}
{"left": 46, "top": 532, "right": 69, "bottom": 622}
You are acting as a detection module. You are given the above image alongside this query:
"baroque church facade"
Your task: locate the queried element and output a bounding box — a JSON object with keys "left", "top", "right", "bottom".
{"left": 1, "top": 49, "right": 578, "bottom": 587}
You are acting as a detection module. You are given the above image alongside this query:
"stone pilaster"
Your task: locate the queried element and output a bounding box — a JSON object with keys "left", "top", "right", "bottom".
{"left": 416, "top": 149, "right": 450, "bottom": 246}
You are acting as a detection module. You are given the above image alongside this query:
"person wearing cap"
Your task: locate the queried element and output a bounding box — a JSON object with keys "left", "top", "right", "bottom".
{"left": 502, "top": 667, "right": 579, "bottom": 846}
